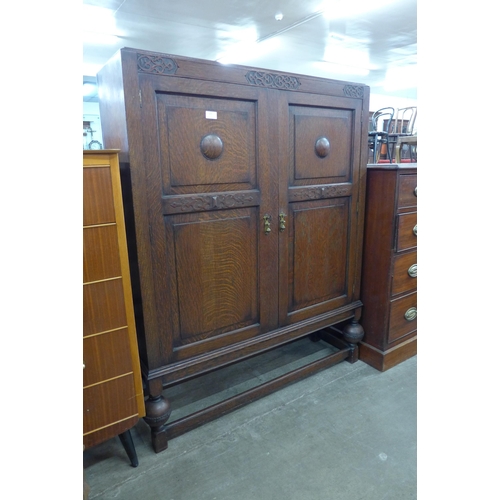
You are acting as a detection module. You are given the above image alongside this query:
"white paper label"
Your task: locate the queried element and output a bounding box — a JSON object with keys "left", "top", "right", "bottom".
{"left": 205, "top": 111, "right": 217, "bottom": 120}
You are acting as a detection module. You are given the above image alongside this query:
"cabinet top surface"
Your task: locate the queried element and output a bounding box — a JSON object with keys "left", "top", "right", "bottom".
{"left": 101, "top": 47, "right": 369, "bottom": 100}
{"left": 83, "top": 149, "right": 120, "bottom": 155}
{"left": 367, "top": 163, "right": 417, "bottom": 171}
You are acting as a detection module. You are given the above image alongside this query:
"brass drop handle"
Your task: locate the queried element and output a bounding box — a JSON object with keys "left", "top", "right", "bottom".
{"left": 263, "top": 214, "right": 271, "bottom": 235}
{"left": 404, "top": 307, "right": 417, "bottom": 321}
{"left": 408, "top": 264, "right": 417, "bottom": 278}
{"left": 413, "top": 224, "right": 417, "bottom": 236}
{"left": 279, "top": 213, "right": 286, "bottom": 232}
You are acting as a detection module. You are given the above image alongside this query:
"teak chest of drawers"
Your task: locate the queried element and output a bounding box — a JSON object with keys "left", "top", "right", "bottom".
{"left": 359, "top": 164, "right": 417, "bottom": 371}
{"left": 83, "top": 150, "right": 145, "bottom": 458}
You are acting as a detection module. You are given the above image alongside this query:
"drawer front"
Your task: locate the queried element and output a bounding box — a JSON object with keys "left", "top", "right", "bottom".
{"left": 396, "top": 212, "right": 417, "bottom": 251}
{"left": 83, "top": 167, "right": 116, "bottom": 226}
{"left": 388, "top": 291, "right": 417, "bottom": 343}
{"left": 83, "top": 328, "right": 134, "bottom": 387}
{"left": 83, "top": 279, "right": 128, "bottom": 336}
{"left": 397, "top": 173, "right": 417, "bottom": 209}
{"left": 392, "top": 250, "right": 417, "bottom": 296}
{"left": 83, "top": 224, "right": 121, "bottom": 283}
{"left": 83, "top": 375, "right": 138, "bottom": 435}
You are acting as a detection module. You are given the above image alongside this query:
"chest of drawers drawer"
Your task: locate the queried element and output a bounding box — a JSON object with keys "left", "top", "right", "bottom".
{"left": 83, "top": 328, "right": 134, "bottom": 387}
{"left": 388, "top": 291, "right": 417, "bottom": 343}
{"left": 392, "top": 250, "right": 417, "bottom": 296}
{"left": 397, "top": 174, "right": 417, "bottom": 209}
{"left": 396, "top": 212, "right": 417, "bottom": 252}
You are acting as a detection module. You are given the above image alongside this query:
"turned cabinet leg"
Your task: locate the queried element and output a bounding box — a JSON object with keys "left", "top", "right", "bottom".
{"left": 118, "top": 429, "right": 139, "bottom": 467}
{"left": 143, "top": 382, "right": 172, "bottom": 453}
{"left": 342, "top": 318, "right": 365, "bottom": 364}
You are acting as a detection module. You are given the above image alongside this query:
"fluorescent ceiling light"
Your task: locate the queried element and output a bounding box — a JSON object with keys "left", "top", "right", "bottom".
{"left": 83, "top": 5, "right": 120, "bottom": 45}
{"left": 323, "top": 45, "right": 372, "bottom": 69}
{"left": 383, "top": 64, "right": 417, "bottom": 91}
{"left": 83, "top": 32, "right": 120, "bottom": 45}
{"left": 320, "top": 0, "right": 396, "bottom": 19}
{"left": 313, "top": 61, "right": 370, "bottom": 77}
{"left": 217, "top": 37, "right": 281, "bottom": 65}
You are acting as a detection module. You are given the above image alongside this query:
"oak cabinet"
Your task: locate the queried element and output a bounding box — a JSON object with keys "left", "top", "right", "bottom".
{"left": 97, "top": 48, "right": 370, "bottom": 452}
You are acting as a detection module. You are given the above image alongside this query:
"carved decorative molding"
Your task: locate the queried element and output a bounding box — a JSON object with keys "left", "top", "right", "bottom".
{"left": 164, "top": 191, "right": 260, "bottom": 214}
{"left": 343, "top": 85, "right": 364, "bottom": 98}
{"left": 245, "top": 71, "right": 301, "bottom": 90}
{"left": 289, "top": 184, "right": 352, "bottom": 202}
{"left": 137, "top": 54, "right": 178, "bottom": 75}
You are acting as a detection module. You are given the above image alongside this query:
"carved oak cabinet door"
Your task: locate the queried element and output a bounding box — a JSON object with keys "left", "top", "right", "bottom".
{"left": 135, "top": 74, "right": 279, "bottom": 369}
{"left": 278, "top": 92, "right": 364, "bottom": 326}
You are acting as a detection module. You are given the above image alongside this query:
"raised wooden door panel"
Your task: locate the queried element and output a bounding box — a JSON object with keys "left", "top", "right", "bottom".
{"left": 133, "top": 75, "right": 278, "bottom": 369}
{"left": 285, "top": 198, "right": 349, "bottom": 323}
{"left": 280, "top": 94, "right": 363, "bottom": 325}
{"left": 288, "top": 105, "right": 354, "bottom": 183}
{"left": 164, "top": 208, "right": 263, "bottom": 363}
{"left": 157, "top": 94, "right": 257, "bottom": 190}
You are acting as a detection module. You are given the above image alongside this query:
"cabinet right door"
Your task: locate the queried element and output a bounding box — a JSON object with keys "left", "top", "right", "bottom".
{"left": 278, "top": 92, "right": 364, "bottom": 326}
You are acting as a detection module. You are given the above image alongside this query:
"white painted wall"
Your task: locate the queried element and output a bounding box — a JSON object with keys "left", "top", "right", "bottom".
{"left": 369, "top": 93, "right": 417, "bottom": 113}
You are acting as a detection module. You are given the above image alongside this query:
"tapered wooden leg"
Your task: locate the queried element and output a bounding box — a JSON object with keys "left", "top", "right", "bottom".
{"left": 118, "top": 429, "right": 139, "bottom": 467}
{"left": 143, "top": 380, "right": 172, "bottom": 453}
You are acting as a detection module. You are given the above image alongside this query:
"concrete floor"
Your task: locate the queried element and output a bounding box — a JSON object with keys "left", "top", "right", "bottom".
{"left": 83, "top": 338, "right": 417, "bottom": 500}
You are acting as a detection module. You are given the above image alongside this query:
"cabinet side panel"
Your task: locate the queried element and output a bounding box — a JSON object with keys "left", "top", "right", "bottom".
{"left": 360, "top": 169, "right": 397, "bottom": 348}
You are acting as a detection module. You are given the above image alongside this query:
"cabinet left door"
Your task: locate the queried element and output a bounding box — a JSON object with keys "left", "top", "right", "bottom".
{"left": 83, "top": 150, "right": 145, "bottom": 449}
{"left": 130, "top": 74, "right": 280, "bottom": 371}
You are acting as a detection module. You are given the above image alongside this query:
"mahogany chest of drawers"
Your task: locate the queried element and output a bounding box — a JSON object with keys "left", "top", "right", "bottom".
{"left": 359, "top": 164, "right": 417, "bottom": 371}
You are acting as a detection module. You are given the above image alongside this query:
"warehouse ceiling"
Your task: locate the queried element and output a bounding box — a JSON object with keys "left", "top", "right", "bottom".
{"left": 83, "top": 0, "right": 417, "bottom": 102}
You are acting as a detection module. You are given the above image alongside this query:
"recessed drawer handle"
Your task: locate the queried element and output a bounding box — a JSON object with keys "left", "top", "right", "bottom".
{"left": 408, "top": 264, "right": 417, "bottom": 278}
{"left": 404, "top": 307, "right": 417, "bottom": 321}
{"left": 413, "top": 224, "right": 417, "bottom": 236}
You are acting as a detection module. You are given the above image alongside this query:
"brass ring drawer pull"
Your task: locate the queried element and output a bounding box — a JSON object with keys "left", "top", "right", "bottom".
{"left": 404, "top": 307, "right": 417, "bottom": 321}
{"left": 408, "top": 264, "right": 417, "bottom": 278}
{"left": 413, "top": 224, "right": 417, "bottom": 236}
